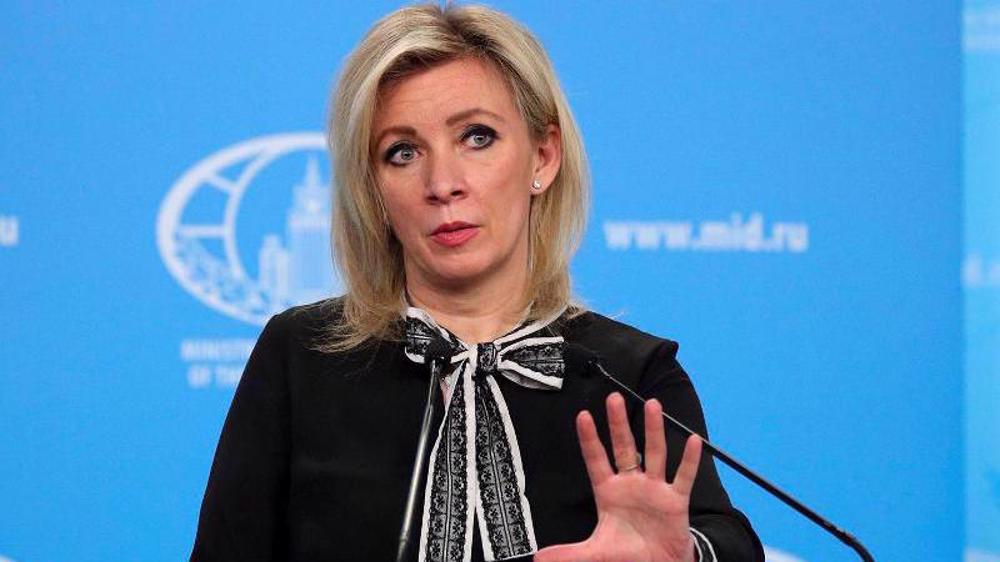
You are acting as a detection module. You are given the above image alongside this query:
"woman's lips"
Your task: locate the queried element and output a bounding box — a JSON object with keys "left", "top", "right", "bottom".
{"left": 431, "top": 225, "right": 479, "bottom": 247}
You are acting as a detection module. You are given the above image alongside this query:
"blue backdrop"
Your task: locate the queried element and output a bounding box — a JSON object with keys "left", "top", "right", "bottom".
{"left": 0, "top": 2, "right": 973, "bottom": 561}
{"left": 965, "top": 2, "right": 1000, "bottom": 560}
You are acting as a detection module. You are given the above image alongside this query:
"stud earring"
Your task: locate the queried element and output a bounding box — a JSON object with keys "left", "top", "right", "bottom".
{"left": 531, "top": 179, "right": 542, "bottom": 191}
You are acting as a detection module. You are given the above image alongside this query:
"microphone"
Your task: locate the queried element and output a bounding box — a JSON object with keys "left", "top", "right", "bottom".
{"left": 565, "top": 343, "right": 876, "bottom": 562}
{"left": 395, "top": 337, "right": 453, "bottom": 562}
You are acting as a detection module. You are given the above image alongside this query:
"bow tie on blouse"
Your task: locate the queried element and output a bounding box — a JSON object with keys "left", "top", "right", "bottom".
{"left": 403, "top": 306, "right": 566, "bottom": 562}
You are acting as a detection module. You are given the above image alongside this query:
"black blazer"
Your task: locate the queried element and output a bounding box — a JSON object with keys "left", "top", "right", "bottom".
{"left": 191, "top": 299, "right": 764, "bottom": 561}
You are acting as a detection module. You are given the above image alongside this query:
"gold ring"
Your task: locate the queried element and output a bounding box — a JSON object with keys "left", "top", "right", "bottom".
{"left": 617, "top": 452, "right": 642, "bottom": 472}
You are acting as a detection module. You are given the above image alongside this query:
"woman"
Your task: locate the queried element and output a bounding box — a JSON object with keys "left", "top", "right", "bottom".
{"left": 191, "top": 4, "right": 764, "bottom": 562}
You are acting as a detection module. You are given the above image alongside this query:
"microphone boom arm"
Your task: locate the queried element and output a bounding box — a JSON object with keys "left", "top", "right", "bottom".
{"left": 590, "top": 361, "right": 876, "bottom": 562}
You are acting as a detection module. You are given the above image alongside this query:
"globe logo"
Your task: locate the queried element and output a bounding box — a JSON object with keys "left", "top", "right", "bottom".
{"left": 157, "top": 132, "right": 342, "bottom": 325}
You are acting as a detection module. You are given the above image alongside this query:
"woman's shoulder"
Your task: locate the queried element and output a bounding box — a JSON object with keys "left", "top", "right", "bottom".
{"left": 279, "top": 295, "right": 346, "bottom": 327}
{"left": 258, "top": 296, "right": 349, "bottom": 354}
{"left": 558, "top": 308, "right": 681, "bottom": 374}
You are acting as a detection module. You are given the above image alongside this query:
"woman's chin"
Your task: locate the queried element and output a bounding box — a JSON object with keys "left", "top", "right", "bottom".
{"left": 427, "top": 268, "right": 491, "bottom": 289}
{"left": 419, "top": 259, "right": 501, "bottom": 290}
{"left": 409, "top": 244, "right": 524, "bottom": 292}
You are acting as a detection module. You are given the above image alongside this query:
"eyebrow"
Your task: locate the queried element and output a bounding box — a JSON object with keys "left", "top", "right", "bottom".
{"left": 373, "top": 107, "right": 506, "bottom": 148}
{"left": 445, "top": 107, "right": 505, "bottom": 126}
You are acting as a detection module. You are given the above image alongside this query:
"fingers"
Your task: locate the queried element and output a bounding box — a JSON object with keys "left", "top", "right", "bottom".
{"left": 606, "top": 392, "right": 640, "bottom": 474}
{"left": 643, "top": 398, "right": 667, "bottom": 480}
{"left": 672, "top": 434, "right": 703, "bottom": 498}
{"left": 576, "top": 410, "right": 613, "bottom": 485}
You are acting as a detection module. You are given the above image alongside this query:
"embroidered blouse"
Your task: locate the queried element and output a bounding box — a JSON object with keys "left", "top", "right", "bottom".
{"left": 190, "top": 299, "right": 764, "bottom": 561}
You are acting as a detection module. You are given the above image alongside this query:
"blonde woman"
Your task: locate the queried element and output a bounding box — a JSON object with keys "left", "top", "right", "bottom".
{"left": 191, "top": 4, "right": 763, "bottom": 562}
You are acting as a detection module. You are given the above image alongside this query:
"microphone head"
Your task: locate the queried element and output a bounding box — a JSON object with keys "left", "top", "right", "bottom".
{"left": 425, "top": 337, "right": 454, "bottom": 364}
{"left": 564, "top": 342, "right": 600, "bottom": 375}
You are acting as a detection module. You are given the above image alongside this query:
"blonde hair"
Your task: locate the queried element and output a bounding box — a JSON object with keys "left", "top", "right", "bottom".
{"left": 316, "top": 2, "right": 589, "bottom": 351}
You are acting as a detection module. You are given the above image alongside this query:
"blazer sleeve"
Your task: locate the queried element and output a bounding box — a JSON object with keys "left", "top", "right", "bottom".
{"left": 190, "top": 312, "right": 292, "bottom": 562}
{"left": 635, "top": 340, "right": 765, "bottom": 562}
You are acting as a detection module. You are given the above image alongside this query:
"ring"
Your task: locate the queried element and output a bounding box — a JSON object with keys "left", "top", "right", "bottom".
{"left": 617, "top": 452, "right": 642, "bottom": 472}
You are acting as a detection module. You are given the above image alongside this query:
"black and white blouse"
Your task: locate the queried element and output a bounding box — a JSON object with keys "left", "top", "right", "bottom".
{"left": 191, "top": 299, "right": 764, "bottom": 562}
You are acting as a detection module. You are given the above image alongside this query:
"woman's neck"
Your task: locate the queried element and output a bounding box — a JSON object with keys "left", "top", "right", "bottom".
{"left": 405, "top": 271, "right": 529, "bottom": 344}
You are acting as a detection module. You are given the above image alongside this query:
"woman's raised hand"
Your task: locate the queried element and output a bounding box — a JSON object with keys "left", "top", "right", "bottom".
{"left": 534, "top": 392, "right": 703, "bottom": 562}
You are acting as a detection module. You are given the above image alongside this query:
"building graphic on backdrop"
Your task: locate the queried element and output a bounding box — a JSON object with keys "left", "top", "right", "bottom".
{"left": 257, "top": 157, "right": 335, "bottom": 311}
{"left": 157, "top": 132, "right": 341, "bottom": 327}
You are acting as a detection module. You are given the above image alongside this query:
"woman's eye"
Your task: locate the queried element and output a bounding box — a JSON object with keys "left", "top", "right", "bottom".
{"left": 463, "top": 125, "right": 497, "bottom": 149}
{"left": 385, "top": 143, "right": 418, "bottom": 166}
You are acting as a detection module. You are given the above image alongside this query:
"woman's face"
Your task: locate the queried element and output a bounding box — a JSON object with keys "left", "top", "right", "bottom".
{"left": 371, "top": 56, "right": 561, "bottom": 292}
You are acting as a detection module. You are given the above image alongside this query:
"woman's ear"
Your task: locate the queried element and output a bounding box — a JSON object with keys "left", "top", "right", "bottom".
{"left": 532, "top": 124, "right": 562, "bottom": 194}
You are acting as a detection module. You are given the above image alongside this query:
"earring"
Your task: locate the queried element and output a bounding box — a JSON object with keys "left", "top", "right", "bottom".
{"left": 531, "top": 179, "right": 542, "bottom": 191}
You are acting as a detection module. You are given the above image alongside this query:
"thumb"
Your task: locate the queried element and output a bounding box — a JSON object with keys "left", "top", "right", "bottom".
{"left": 534, "top": 541, "right": 591, "bottom": 562}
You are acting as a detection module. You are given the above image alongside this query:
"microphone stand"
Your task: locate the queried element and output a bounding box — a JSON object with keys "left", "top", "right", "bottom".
{"left": 589, "top": 359, "right": 875, "bottom": 562}
{"left": 395, "top": 343, "right": 450, "bottom": 562}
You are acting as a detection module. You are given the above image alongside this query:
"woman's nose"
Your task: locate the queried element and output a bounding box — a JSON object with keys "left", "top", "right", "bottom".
{"left": 424, "top": 152, "right": 466, "bottom": 204}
